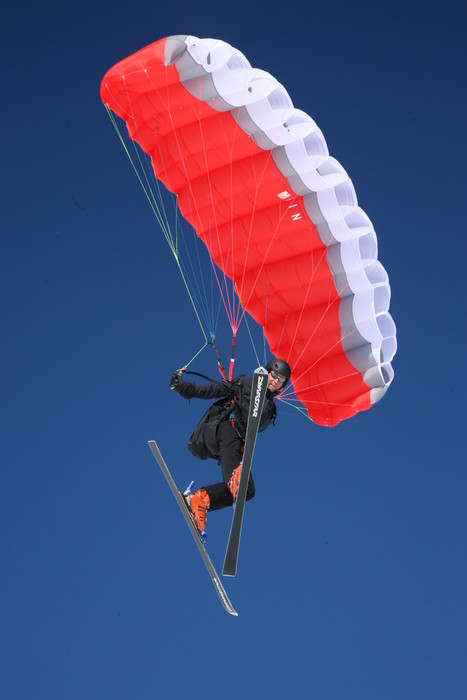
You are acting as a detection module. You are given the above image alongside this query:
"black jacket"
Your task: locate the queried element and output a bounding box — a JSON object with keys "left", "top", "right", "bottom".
{"left": 174, "top": 374, "right": 277, "bottom": 438}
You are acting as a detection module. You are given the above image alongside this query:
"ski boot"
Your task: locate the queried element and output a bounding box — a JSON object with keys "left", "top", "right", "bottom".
{"left": 183, "top": 482, "right": 210, "bottom": 543}
{"left": 227, "top": 465, "right": 242, "bottom": 500}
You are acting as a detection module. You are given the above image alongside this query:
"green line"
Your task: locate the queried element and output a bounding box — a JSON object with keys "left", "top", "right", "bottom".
{"left": 105, "top": 107, "right": 208, "bottom": 344}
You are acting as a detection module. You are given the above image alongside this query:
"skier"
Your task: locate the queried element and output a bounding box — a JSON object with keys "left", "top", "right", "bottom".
{"left": 170, "top": 359, "right": 291, "bottom": 540}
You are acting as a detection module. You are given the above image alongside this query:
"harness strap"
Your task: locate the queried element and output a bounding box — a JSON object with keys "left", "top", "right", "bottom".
{"left": 227, "top": 335, "right": 236, "bottom": 382}
{"left": 211, "top": 339, "right": 226, "bottom": 380}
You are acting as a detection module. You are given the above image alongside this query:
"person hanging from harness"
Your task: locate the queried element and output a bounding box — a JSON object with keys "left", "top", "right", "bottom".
{"left": 169, "top": 358, "right": 292, "bottom": 541}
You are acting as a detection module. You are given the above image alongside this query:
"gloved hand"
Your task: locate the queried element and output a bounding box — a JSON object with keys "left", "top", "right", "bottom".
{"left": 170, "top": 370, "right": 183, "bottom": 390}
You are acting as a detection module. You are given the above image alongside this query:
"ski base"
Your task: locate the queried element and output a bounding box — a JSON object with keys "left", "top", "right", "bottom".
{"left": 148, "top": 440, "right": 238, "bottom": 616}
{"left": 223, "top": 367, "right": 269, "bottom": 577}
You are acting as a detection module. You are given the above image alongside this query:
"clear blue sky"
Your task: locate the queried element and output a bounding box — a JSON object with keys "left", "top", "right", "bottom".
{"left": 2, "top": 1, "right": 466, "bottom": 699}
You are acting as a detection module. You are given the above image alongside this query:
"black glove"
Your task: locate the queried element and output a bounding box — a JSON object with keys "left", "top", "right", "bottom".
{"left": 170, "top": 370, "right": 183, "bottom": 390}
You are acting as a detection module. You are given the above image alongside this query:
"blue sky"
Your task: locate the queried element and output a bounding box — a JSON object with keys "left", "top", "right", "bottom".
{"left": 2, "top": 1, "right": 466, "bottom": 698}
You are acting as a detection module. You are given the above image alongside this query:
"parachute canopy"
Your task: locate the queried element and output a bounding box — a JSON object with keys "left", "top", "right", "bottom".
{"left": 101, "top": 35, "right": 397, "bottom": 426}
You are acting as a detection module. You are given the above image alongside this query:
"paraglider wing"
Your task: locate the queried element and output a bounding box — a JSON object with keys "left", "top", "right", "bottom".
{"left": 101, "top": 35, "right": 397, "bottom": 426}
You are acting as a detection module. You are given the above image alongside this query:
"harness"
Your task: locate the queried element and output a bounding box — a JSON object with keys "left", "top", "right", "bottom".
{"left": 183, "top": 339, "right": 276, "bottom": 460}
{"left": 187, "top": 378, "right": 243, "bottom": 461}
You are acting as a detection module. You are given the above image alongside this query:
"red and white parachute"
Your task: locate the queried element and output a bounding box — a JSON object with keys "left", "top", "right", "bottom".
{"left": 101, "top": 35, "right": 397, "bottom": 426}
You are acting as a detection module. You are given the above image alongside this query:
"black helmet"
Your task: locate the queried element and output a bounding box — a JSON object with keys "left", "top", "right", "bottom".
{"left": 266, "top": 358, "right": 292, "bottom": 386}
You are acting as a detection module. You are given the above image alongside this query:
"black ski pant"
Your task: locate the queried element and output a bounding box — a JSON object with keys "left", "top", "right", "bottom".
{"left": 202, "top": 419, "right": 255, "bottom": 511}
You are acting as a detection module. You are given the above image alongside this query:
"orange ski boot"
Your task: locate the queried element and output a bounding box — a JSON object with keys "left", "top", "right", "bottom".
{"left": 227, "top": 465, "right": 242, "bottom": 500}
{"left": 183, "top": 483, "right": 210, "bottom": 542}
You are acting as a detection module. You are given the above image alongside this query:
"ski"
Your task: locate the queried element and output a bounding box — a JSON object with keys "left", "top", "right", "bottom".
{"left": 148, "top": 440, "right": 238, "bottom": 616}
{"left": 223, "top": 367, "right": 269, "bottom": 577}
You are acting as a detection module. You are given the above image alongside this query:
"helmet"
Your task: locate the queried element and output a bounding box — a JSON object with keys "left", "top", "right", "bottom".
{"left": 266, "top": 358, "right": 292, "bottom": 386}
